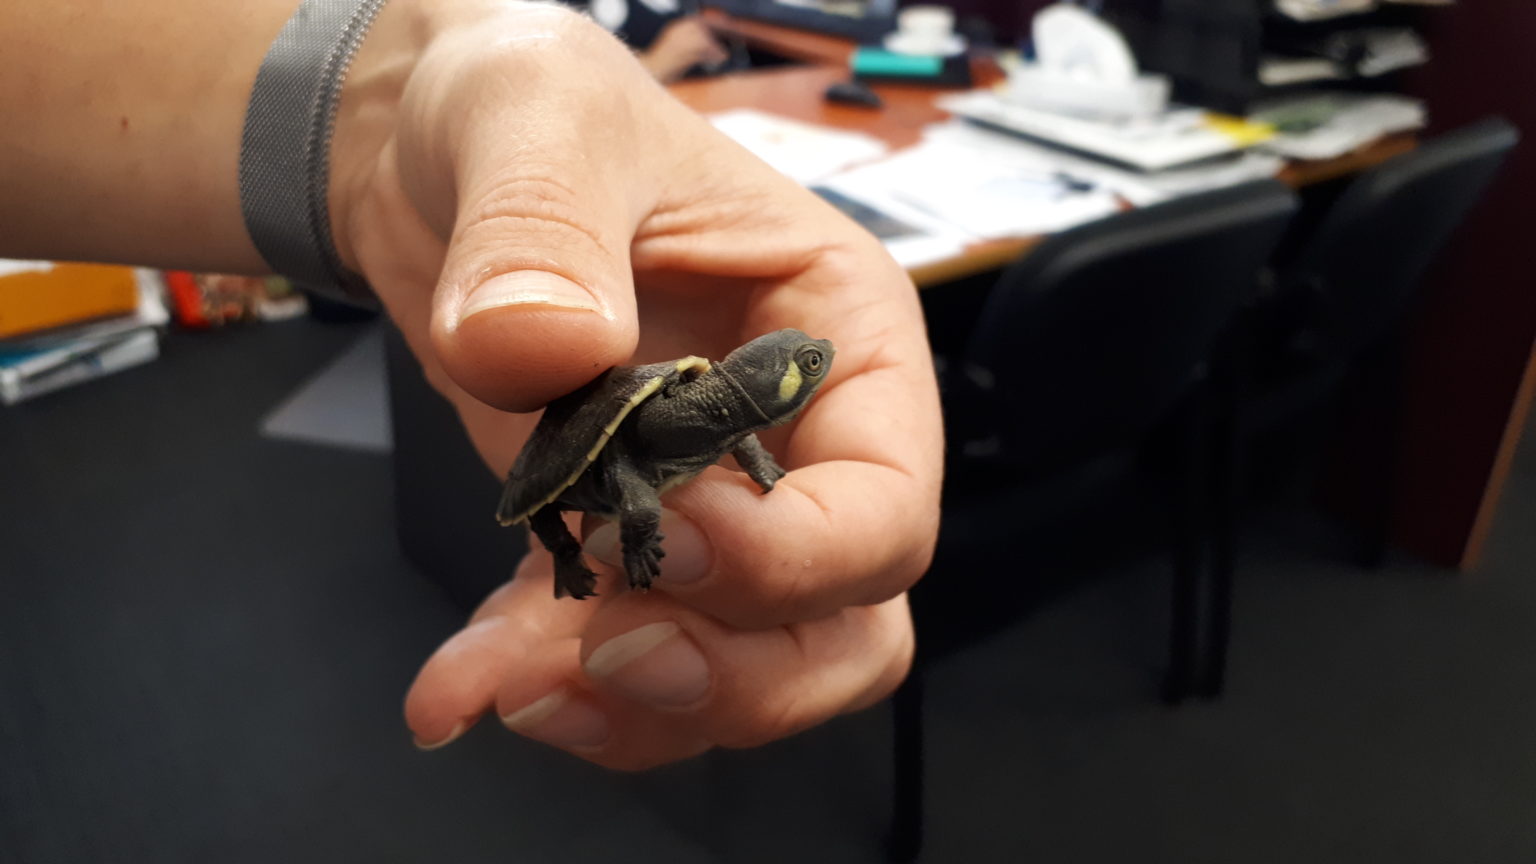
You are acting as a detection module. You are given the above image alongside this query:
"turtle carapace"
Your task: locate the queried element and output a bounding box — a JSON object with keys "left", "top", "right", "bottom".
{"left": 497, "top": 329, "right": 835, "bottom": 599}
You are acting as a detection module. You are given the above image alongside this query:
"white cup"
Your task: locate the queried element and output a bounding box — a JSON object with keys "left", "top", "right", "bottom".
{"left": 897, "top": 5, "right": 955, "bottom": 52}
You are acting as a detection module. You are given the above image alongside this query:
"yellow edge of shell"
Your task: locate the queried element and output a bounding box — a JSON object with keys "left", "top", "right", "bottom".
{"left": 501, "top": 356, "right": 711, "bottom": 525}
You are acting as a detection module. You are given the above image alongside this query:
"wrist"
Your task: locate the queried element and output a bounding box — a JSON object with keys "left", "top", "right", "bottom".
{"left": 0, "top": 0, "right": 300, "bottom": 272}
{"left": 325, "top": 0, "right": 435, "bottom": 275}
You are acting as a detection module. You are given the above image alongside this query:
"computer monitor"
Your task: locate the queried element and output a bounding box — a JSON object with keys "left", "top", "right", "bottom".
{"left": 1101, "top": 0, "right": 1265, "bottom": 113}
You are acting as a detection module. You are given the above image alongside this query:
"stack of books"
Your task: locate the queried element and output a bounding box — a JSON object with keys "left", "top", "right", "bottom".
{"left": 0, "top": 262, "right": 168, "bottom": 406}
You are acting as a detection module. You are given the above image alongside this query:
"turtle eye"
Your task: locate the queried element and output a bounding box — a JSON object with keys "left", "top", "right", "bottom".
{"left": 797, "top": 347, "right": 825, "bottom": 376}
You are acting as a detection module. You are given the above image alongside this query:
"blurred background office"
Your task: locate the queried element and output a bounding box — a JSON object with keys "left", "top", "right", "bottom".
{"left": 577, "top": 0, "right": 734, "bottom": 82}
{"left": 3, "top": 1, "right": 1534, "bottom": 862}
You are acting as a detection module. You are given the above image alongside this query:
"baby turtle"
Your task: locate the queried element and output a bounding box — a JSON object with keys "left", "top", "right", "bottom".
{"left": 497, "top": 329, "right": 835, "bottom": 599}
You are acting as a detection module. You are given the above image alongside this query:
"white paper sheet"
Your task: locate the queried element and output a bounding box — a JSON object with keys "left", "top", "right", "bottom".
{"left": 936, "top": 91, "right": 1256, "bottom": 173}
{"left": 1256, "top": 95, "right": 1426, "bottom": 161}
{"left": 918, "top": 121, "right": 1285, "bottom": 208}
{"left": 1275, "top": 0, "right": 1378, "bottom": 22}
{"left": 708, "top": 109, "right": 889, "bottom": 185}
{"left": 820, "top": 127, "right": 1125, "bottom": 241}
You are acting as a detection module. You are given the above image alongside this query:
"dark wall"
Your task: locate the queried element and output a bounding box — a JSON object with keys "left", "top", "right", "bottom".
{"left": 909, "top": 0, "right": 1053, "bottom": 44}
{"left": 1390, "top": 1, "right": 1536, "bottom": 567}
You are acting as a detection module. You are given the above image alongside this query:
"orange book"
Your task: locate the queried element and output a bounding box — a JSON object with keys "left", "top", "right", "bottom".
{"left": 0, "top": 261, "right": 140, "bottom": 339}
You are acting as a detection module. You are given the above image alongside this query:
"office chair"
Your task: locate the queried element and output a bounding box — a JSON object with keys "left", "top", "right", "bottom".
{"left": 888, "top": 180, "right": 1299, "bottom": 863}
{"left": 1240, "top": 117, "right": 1520, "bottom": 433}
{"left": 1194, "top": 117, "right": 1521, "bottom": 701}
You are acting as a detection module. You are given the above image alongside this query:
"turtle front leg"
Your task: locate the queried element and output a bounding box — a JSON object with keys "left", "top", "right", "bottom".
{"left": 528, "top": 507, "right": 600, "bottom": 599}
{"left": 612, "top": 465, "right": 666, "bottom": 592}
{"left": 734, "top": 434, "right": 787, "bottom": 493}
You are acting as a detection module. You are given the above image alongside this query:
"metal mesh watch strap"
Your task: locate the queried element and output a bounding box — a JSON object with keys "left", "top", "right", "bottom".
{"left": 239, "top": 0, "right": 390, "bottom": 304}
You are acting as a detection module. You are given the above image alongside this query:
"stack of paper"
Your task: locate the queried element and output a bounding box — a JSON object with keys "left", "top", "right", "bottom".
{"left": 915, "top": 121, "right": 1284, "bottom": 207}
{"left": 1260, "top": 55, "right": 1346, "bottom": 87}
{"left": 822, "top": 129, "right": 1123, "bottom": 241}
{"left": 709, "top": 109, "right": 889, "bottom": 184}
{"left": 709, "top": 102, "right": 1301, "bottom": 267}
{"left": 1352, "top": 28, "right": 1430, "bottom": 77}
{"left": 806, "top": 115, "right": 1294, "bottom": 265}
{"left": 936, "top": 91, "right": 1271, "bottom": 173}
{"left": 1255, "top": 94, "right": 1426, "bottom": 161}
{"left": 1276, "top": 0, "right": 1377, "bottom": 22}
{"left": 807, "top": 186, "right": 972, "bottom": 270}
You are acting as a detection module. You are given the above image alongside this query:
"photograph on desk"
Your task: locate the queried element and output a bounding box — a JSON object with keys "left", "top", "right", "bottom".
{"left": 3, "top": 1, "right": 1535, "bottom": 864}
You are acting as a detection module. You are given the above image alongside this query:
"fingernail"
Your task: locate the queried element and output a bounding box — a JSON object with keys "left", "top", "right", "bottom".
{"left": 461, "top": 271, "right": 603, "bottom": 322}
{"left": 500, "top": 688, "right": 611, "bottom": 750}
{"left": 584, "top": 510, "right": 712, "bottom": 585}
{"left": 413, "top": 720, "right": 467, "bottom": 752}
{"left": 585, "top": 621, "right": 711, "bottom": 709}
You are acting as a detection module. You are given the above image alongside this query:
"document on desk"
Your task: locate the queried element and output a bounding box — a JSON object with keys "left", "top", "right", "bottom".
{"left": 806, "top": 186, "right": 971, "bottom": 270}
{"left": 708, "top": 109, "right": 889, "bottom": 185}
{"left": 812, "top": 119, "right": 1290, "bottom": 258}
{"left": 818, "top": 132, "right": 1123, "bottom": 242}
{"left": 1253, "top": 94, "right": 1426, "bottom": 161}
{"left": 919, "top": 121, "right": 1286, "bottom": 207}
{"left": 706, "top": 109, "right": 973, "bottom": 267}
{"left": 936, "top": 91, "right": 1271, "bottom": 173}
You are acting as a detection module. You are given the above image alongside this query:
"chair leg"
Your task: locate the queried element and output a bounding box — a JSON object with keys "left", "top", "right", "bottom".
{"left": 1200, "top": 373, "right": 1239, "bottom": 699}
{"left": 1202, "top": 541, "right": 1234, "bottom": 699}
{"left": 888, "top": 656, "right": 926, "bottom": 863}
{"left": 1164, "top": 517, "right": 1202, "bottom": 704}
{"left": 1354, "top": 335, "right": 1407, "bottom": 570}
{"left": 1163, "top": 401, "right": 1208, "bottom": 705}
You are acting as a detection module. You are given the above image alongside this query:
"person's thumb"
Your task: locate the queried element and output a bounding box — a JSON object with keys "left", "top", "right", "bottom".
{"left": 427, "top": 153, "right": 641, "bottom": 414}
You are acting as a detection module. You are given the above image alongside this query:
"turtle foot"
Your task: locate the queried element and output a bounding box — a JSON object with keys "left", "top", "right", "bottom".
{"left": 624, "top": 531, "right": 666, "bottom": 592}
{"left": 755, "top": 465, "right": 786, "bottom": 494}
{"left": 554, "top": 556, "right": 600, "bottom": 600}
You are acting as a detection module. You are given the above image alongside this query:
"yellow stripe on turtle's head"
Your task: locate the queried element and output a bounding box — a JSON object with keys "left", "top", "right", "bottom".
{"left": 777, "top": 360, "right": 802, "bottom": 402}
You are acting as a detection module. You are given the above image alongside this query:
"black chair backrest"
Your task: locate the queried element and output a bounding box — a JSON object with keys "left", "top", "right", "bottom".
{"left": 1283, "top": 117, "right": 1520, "bottom": 362}
{"left": 964, "top": 180, "right": 1298, "bottom": 476}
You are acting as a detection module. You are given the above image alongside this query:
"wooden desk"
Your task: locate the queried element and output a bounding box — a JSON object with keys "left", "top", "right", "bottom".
{"left": 702, "top": 9, "right": 856, "bottom": 66}
{"left": 670, "top": 63, "right": 1417, "bottom": 287}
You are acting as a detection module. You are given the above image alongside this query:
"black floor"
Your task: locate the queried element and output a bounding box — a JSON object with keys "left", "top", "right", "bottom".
{"left": 3, "top": 318, "right": 1534, "bottom": 863}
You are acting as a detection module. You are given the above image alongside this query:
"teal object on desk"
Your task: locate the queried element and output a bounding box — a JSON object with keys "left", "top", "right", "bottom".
{"left": 850, "top": 48, "right": 943, "bottom": 78}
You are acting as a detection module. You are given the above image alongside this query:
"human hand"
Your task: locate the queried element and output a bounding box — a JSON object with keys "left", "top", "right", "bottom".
{"left": 638, "top": 16, "right": 730, "bottom": 83}
{"left": 328, "top": 0, "right": 942, "bottom": 770}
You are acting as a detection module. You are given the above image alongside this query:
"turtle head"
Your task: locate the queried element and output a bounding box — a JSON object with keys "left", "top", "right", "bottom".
{"left": 716, "top": 329, "right": 835, "bottom": 424}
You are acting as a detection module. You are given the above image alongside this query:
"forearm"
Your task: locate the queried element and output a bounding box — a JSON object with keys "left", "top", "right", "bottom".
{"left": 1, "top": 1, "right": 324, "bottom": 273}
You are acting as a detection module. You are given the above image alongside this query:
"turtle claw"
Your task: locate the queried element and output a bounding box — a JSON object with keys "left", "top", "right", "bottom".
{"left": 761, "top": 463, "right": 787, "bottom": 493}
{"left": 554, "top": 556, "right": 600, "bottom": 600}
{"left": 624, "top": 531, "right": 666, "bottom": 592}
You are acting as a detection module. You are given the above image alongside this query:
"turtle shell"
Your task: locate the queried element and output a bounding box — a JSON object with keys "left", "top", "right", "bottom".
{"left": 496, "top": 355, "right": 711, "bottom": 526}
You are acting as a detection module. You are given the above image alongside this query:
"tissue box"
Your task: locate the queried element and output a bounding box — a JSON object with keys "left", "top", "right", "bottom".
{"left": 1006, "top": 63, "right": 1171, "bottom": 123}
